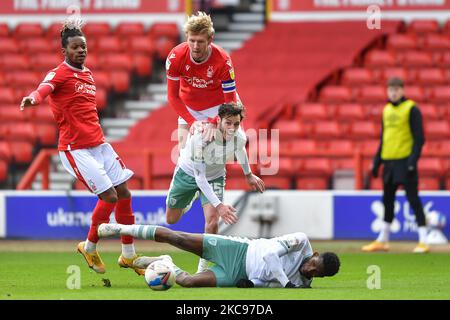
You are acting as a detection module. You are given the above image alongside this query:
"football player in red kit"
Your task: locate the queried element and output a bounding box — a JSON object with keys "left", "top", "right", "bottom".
{"left": 19, "top": 18, "right": 141, "bottom": 275}
{"left": 166, "top": 12, "right": 252, "bottom": 273}
{"left": 166, "top": 11, "right": 240, "bottom": 148}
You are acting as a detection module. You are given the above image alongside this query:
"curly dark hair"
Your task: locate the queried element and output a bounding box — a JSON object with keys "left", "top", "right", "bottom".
{"left": 218, "top": 102, "right": 245, "bottom": 120}
{"left": 321, "top": 252, "right": 340, "bottom": 277}
{"left": 61, "top": 17, "right": 85, "bottom": 48}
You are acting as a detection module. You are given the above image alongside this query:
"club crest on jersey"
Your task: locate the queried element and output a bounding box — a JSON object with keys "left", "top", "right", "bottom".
{"left": 169, "top": 198, "right": 177, "bottom": 206}
{"left": 207, "top": 66, "right": 214, "bottom": 78}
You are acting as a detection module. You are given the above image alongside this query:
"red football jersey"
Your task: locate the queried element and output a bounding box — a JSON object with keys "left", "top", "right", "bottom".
{"left": 41, "top": 61, "right": 105, "bottom": 151}
{"left": 166, "top": 42, "right": 237, "bottom": 111}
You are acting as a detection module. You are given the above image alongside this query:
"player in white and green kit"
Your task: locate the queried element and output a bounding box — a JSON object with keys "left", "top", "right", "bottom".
{"left": 98, "top": 223, "right": 340, "bottom": 288}
{"left": 165, "top": 103, "right": 265, "bottom": 273}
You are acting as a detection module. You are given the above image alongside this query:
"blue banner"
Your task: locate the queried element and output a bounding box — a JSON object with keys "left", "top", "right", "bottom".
{"left": 334, "top": 194, "right": 450, "bottom": 240}
{"left": 6, "top": 194, "right": 205, "bottom": 239}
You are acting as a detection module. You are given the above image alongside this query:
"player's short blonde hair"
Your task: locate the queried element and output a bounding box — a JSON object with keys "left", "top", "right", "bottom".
{"left": 183, "top": 11, "right": 215, "bottom": 39}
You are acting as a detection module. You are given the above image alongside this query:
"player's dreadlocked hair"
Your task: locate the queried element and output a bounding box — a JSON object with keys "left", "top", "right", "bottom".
{"left": 321, "top": 252, "right": 340, "bottom": 277}
{"left": 61, "top": 16, "right": 85, "bottom": 48}
{"left": 218, "top": 102, "right": 245, "bottom": 120}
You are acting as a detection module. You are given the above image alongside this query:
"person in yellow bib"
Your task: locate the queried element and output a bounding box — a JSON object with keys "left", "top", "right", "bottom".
{"left": 362, "top": 77, "right": 429, "bottom": 253}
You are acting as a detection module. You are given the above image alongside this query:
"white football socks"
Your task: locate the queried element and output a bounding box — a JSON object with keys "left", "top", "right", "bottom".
{"left": 121, "top": 244, "right": 136, "bottom": 259}
{"left": 376, "top": 221, "right": 391, "bottom": 243}
{"left": 197, "top": 258, "right": 209, "bottom": 273}
{"left": 84, "top": 240, "right": 97, "bottom": 253}
{"left": 418, "top": 226, "right": 428, "bottom": 244}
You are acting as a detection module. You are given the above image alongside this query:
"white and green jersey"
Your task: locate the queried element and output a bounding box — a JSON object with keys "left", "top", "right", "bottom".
{"left": 177, "top": 125, "right": 251, "bottom": 207}
{"left": 245, "top": 232, "right": 313, "bottom": 288}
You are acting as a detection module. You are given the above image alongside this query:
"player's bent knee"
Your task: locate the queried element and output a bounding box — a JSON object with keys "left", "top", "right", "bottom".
{"left": 166, "top": 209, "right": 182, "bottom": 225}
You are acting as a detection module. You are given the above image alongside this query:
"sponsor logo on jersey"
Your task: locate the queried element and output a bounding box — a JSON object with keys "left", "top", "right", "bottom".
{"left": 207, "top": 65, "right": 214, "bottom": 78}
{"left": 185, "top": 76, "right": 214, "bottom": 89}
{"left": 75, "top": 81, "right": 96, "bottom": 96}
{"left": 43, "top": 72, "right": 56, "bottom": 82}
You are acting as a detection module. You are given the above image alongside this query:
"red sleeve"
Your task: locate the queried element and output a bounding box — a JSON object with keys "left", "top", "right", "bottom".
{"left": 167, "top": 79, "right": 196, "bottom": 125}
{"left": 29, "top": 84, "right": 53, "bottom": 105}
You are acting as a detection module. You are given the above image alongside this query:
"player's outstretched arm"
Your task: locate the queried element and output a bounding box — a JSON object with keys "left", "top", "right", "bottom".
{"left": 20, "top": 84, "right": 53, "bottom": 111}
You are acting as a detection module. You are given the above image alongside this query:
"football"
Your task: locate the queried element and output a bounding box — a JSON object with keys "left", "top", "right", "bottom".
{"left": 144, "top": 260, "right": 176, "bottom": 291}
{"left": 427, "top": 211, "right": 447, "bottom": 230}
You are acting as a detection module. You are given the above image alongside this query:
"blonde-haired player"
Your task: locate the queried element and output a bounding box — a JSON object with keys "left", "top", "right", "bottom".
{"left": 166, "top": 12, "right": 245, "bottom": 273}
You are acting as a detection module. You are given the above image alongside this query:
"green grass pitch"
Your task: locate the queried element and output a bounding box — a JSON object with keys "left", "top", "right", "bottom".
{"left": 1, "top": 241, "right": 450, "bottom": 300}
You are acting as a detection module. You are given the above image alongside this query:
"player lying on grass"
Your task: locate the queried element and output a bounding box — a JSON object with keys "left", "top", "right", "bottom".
{"left": 98, "top": 223, "right": 340, "bottom": 288}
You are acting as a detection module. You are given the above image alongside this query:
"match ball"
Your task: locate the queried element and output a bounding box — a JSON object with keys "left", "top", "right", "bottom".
{"left": 427, "top": 211, "right": 446, "bottom": 230}
{"left": 144, "top": 260, "right": 176, "bottom": 291}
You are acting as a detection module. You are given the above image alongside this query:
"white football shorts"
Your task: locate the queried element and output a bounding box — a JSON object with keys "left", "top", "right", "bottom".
{"left": 177, "top": 104, "right": 221, "bottom": 125}
{"left": 59, "top": 142, "right": 134, "bottom": 195}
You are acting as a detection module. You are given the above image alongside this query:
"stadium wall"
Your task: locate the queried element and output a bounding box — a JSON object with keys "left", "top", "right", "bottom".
{"left": 0, "top": 190, "right": 448, "bottom": 240}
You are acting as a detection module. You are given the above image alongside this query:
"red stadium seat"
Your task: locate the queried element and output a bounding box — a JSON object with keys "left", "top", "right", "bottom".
{"left": 349, "top": 121, "right": 379, "bottom": 139}
{"left": 298, "top": 158, "right": 332, "bottom": 176}
{"left": 0, "top": 159, "right": 7, "bottom": 182}
{"left": 109, "top": 71, "right": 130, "bottom": 93}
{"left": 128, "top": 36, "right": 155, "bottom": 54}
{"left": 92, "top": 71, "right": 111, "bottom": 89}
{"left": 260, "top": 176, "right": 292, "bottom": 189}
{"left": 428, "top": 86, "right": 450, "bottom": 103}
{"left": 335, "top": 103, "right": 365, "bottom": 121}
{"left": 154, "top": 37, "right": 177, "bottom": 60}
{"left": 441, "top": 20, "right": 450, "bottom": 34}
{"left": 424, "top": 121, "right": 450, "bottom": 139}
{"left": 2, "top": 122, "right": 37, "bottom": 142}
{"left": 148, "top": 23, "right": 179, "bottom": 41}
{"left": 6, "top": 71, "right": 39, "bottom": 87}
{"left": 0, "top": 23, "right": 10, "bottom": 37}
{"left": 404, "top": 86, "right": 425, "bottom": 102}
{"left": 418, "top": 177, "right": 441, "bottom": 190}
{"left": 30, "top": 53, "right": 61, "bottom": 71}
{"left": 369, "top": 177, "right": 383, "bottom": 190}
{"left": 296, "top": 103, "right": 330, "bottom": 121}
{"left": 325, "top": 140, "right": 354, "bottom": 155}
{"left": 96, "top": 87, "right": 107, "bottom": 110}
{"left": 418, "top": 158, "right": 444, "bottom": 176}
{"left": 34, "top": 123, "right": 57, "bottom": 146}
{"left": 272, "top": 119, "right": 308, "bottom": 140}
{"left": 386, "top": 34, "right": 418, "bottom": 50}
{"left": 0, "top": 141, "right": 12, "bottom": 162}
{"left": 381, "top": 67, "right": 410, "bottom": 84}
{"left": 358, "top": 139, "right": 380, "bottom": 155}
{"left": 0, "top": 54, "right": 29, "bottom": 70}
{"left": 14, "top": 23, "right": 44, "bottom": 39}
{"left": 0, "top": 38, "right": 19, "bottom": 53}
{"left": 258, "top": 157, "right": 296, "bottom": 176}
{"left": 279, "top": 139, "right": 318, "bottom": 157}
{"left": 9, "top": 141, "right": 34, "bottom": 164}
{"left": 419, "top": 103, "right": 440, "bottom": 120}
{"left": 0, "top": 88, "right": 16, "bottom": 104}
{"left": 32, "top": 105, "right": 55, "bottom": 123}
{"left": 422, "top": 34, "right": 450, "bottom": 51}
{"left": 0, "top": 105, "right": 28, "bottom": 122}
{"left": 126, "top": 177, "right": 143, "bottom": 190}
{"left": 19, "top": 38, "right": 53, "bottom": 53}
{"left": 365, "top": 50, "right": 396, "bottom": 68}
{"left": 356, "top": 86, "right": 386, "bottom": 103}
{"left": 115, "top": 22, "right": 145, "bottom": 36}
{"left": 132, "top": 54, "right": 153, "bottom": 77}
{"left": 46, "top": 23, "right": 63, "bottom": 39}
{"left": 99, "top": 54, "right": 132, "bottom": 71}
{"left": 319, "top": 86, "right": 352, "bottom": 103}
{"left": 400, "top": 51, "right": 433, "bottom": 67}
{"left": 96, "top": 37, "right": 124, "bottom": 52}
{"left": 436, "top": 52, "right": 450, "bottom": 68}
{"left": 341, "top": 68, "right": 374, "bottom": 86}
{"left": 407, "top": 20, "right": 439, "bottom": 34}
{"left": 83, "top": 23, "right": 111, "bottom": 38}
{"left": 224, "top": 177, "right": 252, "bottom": 190}
{"left": 416, "top": 68, "right": 445, "bottom": 85}
{"left": 313, "top": 121, "right": 344, "bottom": 139}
